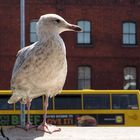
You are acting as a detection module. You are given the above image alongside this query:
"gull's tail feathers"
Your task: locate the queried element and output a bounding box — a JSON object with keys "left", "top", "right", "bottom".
{"left": 8, "top": 93, "right": 21, "bottom": 104}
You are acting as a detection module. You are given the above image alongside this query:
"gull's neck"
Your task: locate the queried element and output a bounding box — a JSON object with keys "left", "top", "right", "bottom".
{"left": 37, "top": 30, "right": 66, "bottom": 55}
{"left": 37, "top": 30, "right": 60, "bottom": 43}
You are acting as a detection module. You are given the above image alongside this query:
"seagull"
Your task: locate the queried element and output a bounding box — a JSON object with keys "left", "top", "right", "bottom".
{"left": 8, "top": 14, "right": 81, "bottom": 133}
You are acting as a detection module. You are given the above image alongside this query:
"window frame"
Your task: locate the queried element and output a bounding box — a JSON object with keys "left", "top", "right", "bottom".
{"left": 77, "top": 66, "right": 92, "bottom": 90}
{"left": 0, "top": 95, "right": 14, "bottom": 110}
{"left": 83, "top": 94, "right": 110, "bottom": 110}
{"left": 77, "top": 20, "right": 92, "bottom": 46}
{"left": 54, "top": 95, "right": 82, "bottom": 110}
{"left": 112, "top": 94, "right": 139, "bottom": 110}
{"left": 122, "top": 21, "right": 137, "bottom": 46}
{"left": 123, "top": 66, "right": 137, "bottom": 90}
{"left": 30, "top": 20, "right": 38, "bottom": 43}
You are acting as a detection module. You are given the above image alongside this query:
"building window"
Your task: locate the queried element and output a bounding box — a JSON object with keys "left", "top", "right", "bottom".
{"left": 122, "top": 22, "right": 136, "bottom": 45}
{"left": 123, "top": 67, "right": 137, "bottom": 89}
{"left": 30, "top": 21, "right": 38, "bottom": 43}
{"left": 78, "top": 66, "right": 91, "bottom": 89}
{"left": 77, "top": 21, "right": 91, "bottom": 45}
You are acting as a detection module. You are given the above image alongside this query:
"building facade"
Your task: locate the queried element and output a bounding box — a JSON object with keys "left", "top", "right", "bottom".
{"left": 0, "top": 0, "right": 140, "bottom": 90}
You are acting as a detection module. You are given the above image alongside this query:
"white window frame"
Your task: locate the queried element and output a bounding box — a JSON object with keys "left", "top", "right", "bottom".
{"left": 77, "top": 21, "right": 91, "bottom": 45}
{"left": 123, "top": 67, "right": 137, "bottom": 89}
{"left": 30, "top": 20, "right": 38, "bottom": 43}
{"left": 78, "top": 66, "right": 91, "bottom": 89}
{"left": 122, "top": 22, "right": 136, "bottom": 45}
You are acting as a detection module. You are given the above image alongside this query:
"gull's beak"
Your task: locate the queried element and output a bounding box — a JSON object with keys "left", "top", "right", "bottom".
{"left": 66, "top": 23, "right": 82, "bottom": 32}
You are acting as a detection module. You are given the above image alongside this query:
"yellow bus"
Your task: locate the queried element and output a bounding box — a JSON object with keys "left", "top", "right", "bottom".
{"left": 0, "top": 90, "right": 140, "bottom": 126}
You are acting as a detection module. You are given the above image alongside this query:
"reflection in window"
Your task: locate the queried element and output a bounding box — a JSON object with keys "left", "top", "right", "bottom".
{"left": 77, "top": 21, "right": 91, "bottom": 45}
{"left": 123, "top": 67, "right": 137, "bottom": 89}
{"left": 30, "top": 21, "right": 38, "bottom": 43}
{"left": 83, "top": 94, "right": 110, "bottom": 109}
{"left": 0, "top": 96, "right": 13, "bottom": 110}
{"left": 55, "top": 95, "right": 81, "bottom": 109}
{"left": 78, "top": 66, "right": 91, "bottom": 89}
{"left": 122, "top": 22, "right": 136, "bottom": 45}
{"left": 112, "top": 94, "right": 138, "bottom": 109}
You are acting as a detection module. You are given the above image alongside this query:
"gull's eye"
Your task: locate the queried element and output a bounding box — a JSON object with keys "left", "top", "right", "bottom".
{"left": 55, "top": 19, "right": 61, "bottom": 23}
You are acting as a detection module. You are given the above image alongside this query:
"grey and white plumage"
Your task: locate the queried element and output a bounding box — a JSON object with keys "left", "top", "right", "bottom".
{"left": 8, "top": 14, "right": 81, "bottom": 104}
{"left": 8, "top": 14, "right": 81, "bottom": 133}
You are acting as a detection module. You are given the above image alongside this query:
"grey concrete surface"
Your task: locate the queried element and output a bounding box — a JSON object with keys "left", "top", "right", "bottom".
{"left": 1, "top": 126, "right": 140, "bottom": 140}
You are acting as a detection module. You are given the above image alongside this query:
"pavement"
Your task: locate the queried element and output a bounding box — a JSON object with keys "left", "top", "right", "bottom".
{"left": 0, "top": 126, "right": 140, "bottom": 140}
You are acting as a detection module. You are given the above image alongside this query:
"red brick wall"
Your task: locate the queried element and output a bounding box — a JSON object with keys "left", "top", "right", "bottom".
{"left": 0, "top": 0, "right": 140, "bottom": 89}
{"left": 0, "top": 0, "right": 20, "bottom": 89}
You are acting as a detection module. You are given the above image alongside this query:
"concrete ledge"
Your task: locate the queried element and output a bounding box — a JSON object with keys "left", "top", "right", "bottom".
{"left": 1, "top": 126, "right": 140, "bottom": 140}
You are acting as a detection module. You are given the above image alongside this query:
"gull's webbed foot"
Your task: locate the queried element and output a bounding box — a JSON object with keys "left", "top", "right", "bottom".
{"left": 37, "top": 122, "right": 61, "bottom": 134}
{"left": 25, "top": 122, "right": 37, "bottom": 131}
{"left": 16, "top": 122, "right": 36, "bottom": 131}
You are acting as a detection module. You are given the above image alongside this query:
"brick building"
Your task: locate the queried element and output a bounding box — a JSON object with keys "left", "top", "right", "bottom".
{"left": 0, "top": 0, "right": 140, "bottom": 90}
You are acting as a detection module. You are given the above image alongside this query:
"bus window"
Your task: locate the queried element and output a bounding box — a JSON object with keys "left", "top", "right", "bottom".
{"left": 31, "top": 96, "right": 53, "bottom": 110}
{"left": 0, "top": 95, "right": 13, "bottom": 110}
{"left": 31, "top": 96, "right": 43, "bottom": 110}
{"left": 55, "top": 95, "right": 81, "bottom": 109}
{"left": 48, "top": 97, "right": 53, "bottom": 110}
{"left": 15, "top": 96, "right": 53, "bottom": 110}
{"left": 83, "top": 94, "right": 110, "bottom": 109}
{"left": 112, "top": 94, "right": 138, "bottom": 109}
{"left": 15, "top": 102, "right": 20, "bottom": 110}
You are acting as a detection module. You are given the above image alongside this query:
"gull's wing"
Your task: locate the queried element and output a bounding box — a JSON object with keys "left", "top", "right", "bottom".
{"left": 11, "top": 43, "right": 36, "bottom": 79}
{"left": 9, "top": 43, "right": 38, "bottom": 103}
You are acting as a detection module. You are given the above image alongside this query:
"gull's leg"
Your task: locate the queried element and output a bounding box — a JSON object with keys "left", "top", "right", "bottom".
{"left": 25, "top": 98, "right": 36, "bottom": 130}
{"left": 37, "top": 95, "right": 61, "bottom": 134}
{"left": 16, "top": 98, "right": 35, "bottom": 130}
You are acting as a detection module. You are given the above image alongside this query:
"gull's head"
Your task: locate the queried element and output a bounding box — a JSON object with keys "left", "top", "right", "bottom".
{"left": 37, "top": 14, "right": 82, "bottom": 36}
